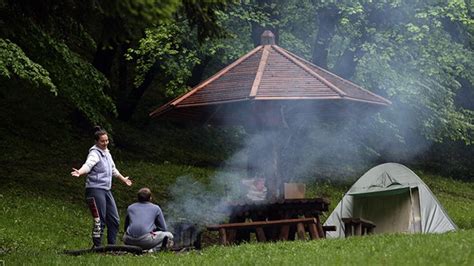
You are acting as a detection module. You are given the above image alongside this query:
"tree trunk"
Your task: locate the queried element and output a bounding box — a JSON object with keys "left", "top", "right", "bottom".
{"left": 311, "top": 4, "right": 340, "bottom": 68}
{"left": 455, "top": 77, "right": 474, "bottom": 110}
{"left": 117, "top": 61, "right": 163, "bottom": 121}
{"left": 92, "top": 45, "right": 116, "bottom": 78}
{"left": 333, "top": 46, "right": 364, "bottom": 79}
{"left": 186, "top": 55, "right": 211, "bottom": 88}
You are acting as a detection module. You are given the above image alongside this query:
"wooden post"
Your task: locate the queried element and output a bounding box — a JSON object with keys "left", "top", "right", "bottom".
{"left": 296, "top": 222, "right": 306, "bottom": 240}
{"left": 316, "top": 216, "right": 324, "bottom": 238}
{"left": 270, "top": 137, "right": 281, "bottom": 199}
{"left": 256, "top": 227, "right": 267, "bottom": 242}
{"left": 344, "top": 222, "right": 352, "bottom": 237}
{"left": 245, "top": 126, "right": 282, "bottom": 199}
{"left": 367, "top": 226, "right": 374, "bottom": 234}
{"left": 219, "top": 228, "right": 227, "bottom": 245}
{"left": 308, "top": 223, "right": 319, "bottom": 239}
{"left": 246, "top": 103, "right": 288, "bottom": 200}
{"left": 227, "top": 229, "right": 236, "bottom": 243}
{"left": 279, "top": 225, "right": 290, "bottom": 240}
{"left": 355, "top": 223, "right": 362, "bottom": 236}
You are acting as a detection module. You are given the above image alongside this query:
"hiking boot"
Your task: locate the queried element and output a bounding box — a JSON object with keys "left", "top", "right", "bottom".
{"left": 166, "top": 239, "right": 174, "bottom": 249}
{"left": 92, "top": 237, "right": 102, "bottom": 248}
{"left": 144, "top": 248, "right": 154, "bottom": 253}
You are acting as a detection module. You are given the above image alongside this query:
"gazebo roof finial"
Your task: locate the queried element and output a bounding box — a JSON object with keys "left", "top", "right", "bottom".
{"left": 260, "top": 30, "right": 275, "bottom": 45}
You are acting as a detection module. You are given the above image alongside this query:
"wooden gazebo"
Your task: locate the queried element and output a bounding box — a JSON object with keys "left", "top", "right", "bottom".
{"left": 151, "top": 30, "right": 391, "bottom": 199}
{"left": 151, "top": 31, "right": 390, "bottom": 126}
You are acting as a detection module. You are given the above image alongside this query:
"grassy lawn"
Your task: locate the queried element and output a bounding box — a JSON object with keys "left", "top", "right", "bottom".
{"left": 0, "top": 160, "right": 473, "bottom": 265}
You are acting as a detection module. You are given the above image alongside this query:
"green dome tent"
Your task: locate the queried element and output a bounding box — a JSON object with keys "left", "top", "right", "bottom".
{"left": 324, "top": 163, "right": 457, "bottom": 238}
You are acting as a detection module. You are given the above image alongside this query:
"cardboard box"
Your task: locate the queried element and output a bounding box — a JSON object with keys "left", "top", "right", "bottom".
{"left": 284, "top": 183, "right": 306, "bottom": 199}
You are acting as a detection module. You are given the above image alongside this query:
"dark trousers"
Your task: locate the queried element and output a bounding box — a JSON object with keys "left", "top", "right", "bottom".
{"left": 85, "top": 188, "right": 120, "bottom": 246}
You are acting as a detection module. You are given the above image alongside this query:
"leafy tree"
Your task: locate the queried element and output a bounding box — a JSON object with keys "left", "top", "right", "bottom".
{"left": 112, "top": 1, "right": 232, "bottom": 121}
{"left": 252, "top": 0, "right": 474, "bottom": 145}
{"left": 122, "top": 1, "right": 269, "bottom": 123}
{"left": 0, "top": 0, "right": 182, "bottom": 129}
{"left": 0, "top": 38, "right": 56, "bottom": 93}
{"left": 1, "top": 0, "right": 472, "bottom": 177}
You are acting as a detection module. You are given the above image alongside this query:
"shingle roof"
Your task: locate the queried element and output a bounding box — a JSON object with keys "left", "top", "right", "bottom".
{"left": 150, "top": 31, "right": 390, "bottom": 123}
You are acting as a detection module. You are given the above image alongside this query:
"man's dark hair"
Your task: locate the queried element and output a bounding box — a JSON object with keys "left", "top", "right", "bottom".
{"left": 137, "top": 188, "right": 152, "bottom": 202}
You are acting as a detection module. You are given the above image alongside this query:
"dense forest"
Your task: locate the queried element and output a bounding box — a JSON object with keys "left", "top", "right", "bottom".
{"left": 1, "top": 0, "right": 473, "bottom": 180}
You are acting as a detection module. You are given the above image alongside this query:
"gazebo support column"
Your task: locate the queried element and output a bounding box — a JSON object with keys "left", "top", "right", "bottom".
{"left": 246, "top": 130, "right": 282, "bottom": 200}
{"left": 266, "top": 135, "right": 281, "bottom": 200}
{"left": 246, "top": 103, "right": 288, "bottom": 200}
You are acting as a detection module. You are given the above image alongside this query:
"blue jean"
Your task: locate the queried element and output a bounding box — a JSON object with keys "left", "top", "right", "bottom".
{"left": 85, "top": 188, "right": 120, "bottom": 246}
{"left": 123, "top": 231, "right": 174, "bottom": 251}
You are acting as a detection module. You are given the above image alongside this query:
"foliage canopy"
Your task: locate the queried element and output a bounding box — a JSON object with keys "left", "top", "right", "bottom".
{"left": 1, "top": 0, "right": 473, "bottom": 155}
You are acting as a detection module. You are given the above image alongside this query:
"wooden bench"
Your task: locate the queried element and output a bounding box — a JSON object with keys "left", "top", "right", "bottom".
{"left": 322, "top": 225, "right": 337, "bottom": 238}
{"left": 342, "top": 218, "right": 376, "bottom": 237}
{"left": 207, "top": 218, "right": 322, "bottom": 245}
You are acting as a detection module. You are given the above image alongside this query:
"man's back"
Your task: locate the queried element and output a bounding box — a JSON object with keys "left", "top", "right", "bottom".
{"left": 125, "top": 202, "right": 166, "bottom": 237}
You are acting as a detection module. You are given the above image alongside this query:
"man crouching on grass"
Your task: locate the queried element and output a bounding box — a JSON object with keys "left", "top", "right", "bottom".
{"left": 123, "top": 188, "right": 173, "bottom": 252}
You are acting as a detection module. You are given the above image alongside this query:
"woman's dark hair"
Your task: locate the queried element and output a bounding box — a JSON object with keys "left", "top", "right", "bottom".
{"left": 93, "top": 126, "right": 108, "bottom": 141}
{"left": 137, "top": 188, "right": 152, "bottom": 202}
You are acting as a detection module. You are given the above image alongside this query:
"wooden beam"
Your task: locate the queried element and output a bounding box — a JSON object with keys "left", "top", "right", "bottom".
{"left": 250, "top": 45, "right": 271, "bottom": 97}
{"left": 207, "top": 217, "right": 318, "bottom": 230}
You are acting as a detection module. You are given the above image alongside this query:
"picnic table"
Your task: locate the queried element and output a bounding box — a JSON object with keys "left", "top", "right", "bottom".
{"left": 207, "top": 198, "right": 332, "bottom": 245}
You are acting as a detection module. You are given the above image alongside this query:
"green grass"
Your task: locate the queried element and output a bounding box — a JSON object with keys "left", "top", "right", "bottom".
{"left": 1, "top": 160, "right": 473, "bottom": 265}
{"left": 2, "top": 232, "right": 474, "bottom": 265}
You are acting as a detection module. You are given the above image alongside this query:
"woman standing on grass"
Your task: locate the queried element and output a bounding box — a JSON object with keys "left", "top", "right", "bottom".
{"left": 71, "top": 126, "right": 133, "bottom": 247}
